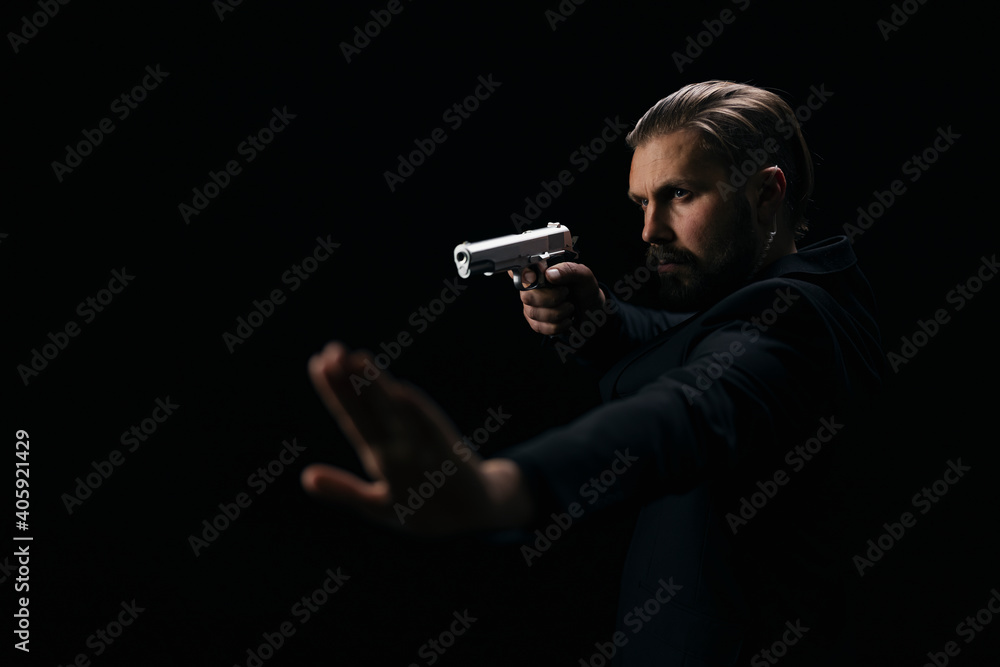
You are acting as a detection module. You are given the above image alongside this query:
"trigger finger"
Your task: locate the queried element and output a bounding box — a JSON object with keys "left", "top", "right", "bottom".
{"left": 521, "top": 284, "right": 570, "bottom": 306}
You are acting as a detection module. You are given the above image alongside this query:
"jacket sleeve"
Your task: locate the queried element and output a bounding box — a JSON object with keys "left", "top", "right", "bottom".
{"left": 543, "top": 284, "right": 693, "bottom": 374}
{"left": 499, "top": 279, "right": 842, "bottom": 524}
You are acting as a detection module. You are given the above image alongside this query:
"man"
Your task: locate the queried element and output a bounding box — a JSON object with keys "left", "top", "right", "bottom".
{"left": 300, "top": 81, "right": 883, "bottom": 665}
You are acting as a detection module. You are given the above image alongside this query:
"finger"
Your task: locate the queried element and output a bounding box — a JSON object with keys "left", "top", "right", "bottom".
{"left": 352, "top": 377, "right": 466, "bottom": 487}
{"left": 354, "top": 363, "right": 421, "bottom": 468}
{"left": 541, "top": 261, "right": 587, "bottom": 284}
{"left": 312, "top": 345, "right": 447, "bottom": 473}
{"left": 311, "top": 344, "right": 401, "bottom": 447}
{"left": 308, "top": 343, "right": 368, "bottom": 443}
{"left": 510, "top": 259, "right": 550, "bottom": 291}
{"left": 543, "top": 262, "right": 598, "bottom": 292}
{"left": 520, "top": 258, "right": 548, "bottom": 285}
{"left": 300, "top": 463, "right": 398, "bottom": 525}
{"left": 544, "top": 263, "right": 605, "bottom": 310}
{"left": 505, "top": 267, "right": 537, "bottom": 285}
{"left": 519, "top": 284, "right": 570, "bottom": 307}
{"left": 308, "top": 344, "right": 388, "bottom": 478}
{"left": 523, "top": 302, "right": 575, "bottom": 323}
{"left": 301, "top": 463, "right": 391, "bottom": 504}
{"left": 308, "top": 373, "right": 474, "bottom": 523}
{"left": 381, "top": 378, "right": 463, "bottom": 458}
{"left": 376, "top": 383, "right": 499, "bottom": 530}
{"left": 528, "top": 318, "right": 572, "bottom": 336}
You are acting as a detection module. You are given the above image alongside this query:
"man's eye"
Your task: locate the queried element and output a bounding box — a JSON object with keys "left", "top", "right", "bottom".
{"left": 637, "top": 190, "right": 686, "bottom": 209}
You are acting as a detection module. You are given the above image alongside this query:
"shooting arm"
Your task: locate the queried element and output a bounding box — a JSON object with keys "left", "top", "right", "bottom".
{"left": 501, "top": 281, "right": 843, "bottom": 525}
{"left": 548, "top": 284, "right": 691, "bottom": 373}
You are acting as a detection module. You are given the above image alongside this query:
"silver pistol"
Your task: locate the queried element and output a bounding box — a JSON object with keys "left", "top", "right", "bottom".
{"left": 453, "top": 222, "right": 578, "bottom": 290}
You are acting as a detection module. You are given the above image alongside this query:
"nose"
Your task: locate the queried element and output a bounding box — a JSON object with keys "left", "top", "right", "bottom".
{"left": 642, "top": 203, "right": 675, "bottom": 246}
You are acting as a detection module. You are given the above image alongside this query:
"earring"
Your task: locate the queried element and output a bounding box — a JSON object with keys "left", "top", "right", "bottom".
{"left": 761, "top": 214, "right": 777, "bottom": 257}
{"left": 751, "top": 215, "right": 777, "bottom": 276}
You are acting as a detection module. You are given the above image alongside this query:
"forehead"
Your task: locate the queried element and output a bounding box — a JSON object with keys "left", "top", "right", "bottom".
{"left": 629, "top": 128, "right": 725, "bottom": 189}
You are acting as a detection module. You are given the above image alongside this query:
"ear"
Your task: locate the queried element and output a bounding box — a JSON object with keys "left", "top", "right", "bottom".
{"left": 755, "top": 165, "right": 787, "bottom": 227}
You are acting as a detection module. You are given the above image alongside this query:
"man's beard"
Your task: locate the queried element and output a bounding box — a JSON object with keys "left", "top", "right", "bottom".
{"left": 647, "top": 197, "right": 761, "bottom": 312}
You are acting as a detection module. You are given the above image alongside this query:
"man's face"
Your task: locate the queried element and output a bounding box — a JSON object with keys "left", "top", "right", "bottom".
{"left": 628, "top": 128, "right": 760, "bottom": 311}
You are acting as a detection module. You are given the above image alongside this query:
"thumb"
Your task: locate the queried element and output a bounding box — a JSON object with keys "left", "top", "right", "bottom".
{"left": 544, "top": 262, "right": 605, "bottom": 310}
{"left": 301, "top": 463, "right": 397, "bottom": 523}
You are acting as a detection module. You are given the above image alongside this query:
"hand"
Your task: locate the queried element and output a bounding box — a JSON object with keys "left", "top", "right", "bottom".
{"left": 510, "top": 261, "right": 606, "bottom": 335}
{"left": 300, "top": 342, "right": 531, "bottom": 534}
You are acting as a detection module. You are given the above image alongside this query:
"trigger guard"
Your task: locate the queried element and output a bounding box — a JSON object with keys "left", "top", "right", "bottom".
{"left": 514, "top": 267, "right": 543, "bottom": 291}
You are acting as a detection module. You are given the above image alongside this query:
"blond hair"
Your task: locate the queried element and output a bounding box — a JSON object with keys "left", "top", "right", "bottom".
{"left": 627, "top": 81, "right": 814, "bottom": 237}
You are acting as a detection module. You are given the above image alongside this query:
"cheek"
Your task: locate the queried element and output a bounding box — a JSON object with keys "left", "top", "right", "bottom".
{"left": 679, "top": 200, "right": 728, "bottom": 252}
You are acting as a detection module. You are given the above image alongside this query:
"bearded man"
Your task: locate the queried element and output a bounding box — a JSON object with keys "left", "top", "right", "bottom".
{"left": 302, "top": 81, "right": 883, "bottom": 665}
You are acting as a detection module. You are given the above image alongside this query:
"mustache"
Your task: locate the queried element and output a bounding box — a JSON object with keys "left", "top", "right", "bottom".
{"left": 646, "top": 245, "right": 696, "bottom": 265}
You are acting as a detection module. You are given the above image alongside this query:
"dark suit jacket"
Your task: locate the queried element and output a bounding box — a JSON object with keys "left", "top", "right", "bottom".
{"left": 502, "top": 236, "right": 883, "bottom": 665}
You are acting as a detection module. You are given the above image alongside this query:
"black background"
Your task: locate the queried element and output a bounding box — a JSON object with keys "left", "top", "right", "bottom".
{"left": 5, "top": 1, "right": 998, "bottom": 665}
